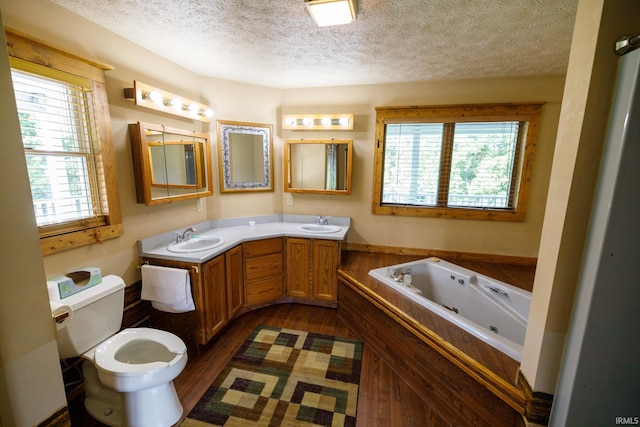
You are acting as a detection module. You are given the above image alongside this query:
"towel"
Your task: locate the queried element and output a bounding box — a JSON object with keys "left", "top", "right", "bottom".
{"left": 141, "top": 265, "right": 195, "bottom": 313}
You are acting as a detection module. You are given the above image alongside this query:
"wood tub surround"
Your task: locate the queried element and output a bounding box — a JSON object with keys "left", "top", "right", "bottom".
{"left": 338, "top": 250, "right": 535, "bottom": 426}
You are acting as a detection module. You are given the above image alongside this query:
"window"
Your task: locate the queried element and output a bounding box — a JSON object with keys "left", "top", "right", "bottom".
{"left": 372, "top": 103, "right": 543, "bottom": 221}
{"left": 7, "top": 30, "right": 122, "bottom": 255}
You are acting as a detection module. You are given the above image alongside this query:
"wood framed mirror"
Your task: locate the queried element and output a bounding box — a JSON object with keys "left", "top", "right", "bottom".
{"left": 284, "top": 139, "right": 353, "bottom": 195}
{"left": 129, "top": 122, "right": 213, "bottom": 205}
{"left": 217, "top": 120, "right": 274, "bottom": 193}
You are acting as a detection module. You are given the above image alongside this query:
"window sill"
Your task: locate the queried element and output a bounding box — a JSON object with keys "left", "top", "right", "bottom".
{"left": 372, "top": 204, "right": 525, "bottom": 221}
{"left": 40, "top": 224, "right": 123, "bottom": 256}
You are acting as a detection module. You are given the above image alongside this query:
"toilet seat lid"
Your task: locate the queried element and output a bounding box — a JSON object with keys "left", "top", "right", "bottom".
{"left": 94, "top": 328, "right": 186, "bottom": 376}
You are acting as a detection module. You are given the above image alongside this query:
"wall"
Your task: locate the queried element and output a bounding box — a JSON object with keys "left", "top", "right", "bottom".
{"left": 521, "top": 0, "right": 640, "bottom": 399}
{"left": 0, "top": 11, "right": 66, "bottom": 426}
{"left": 282, "top": 77, "right": 564, "bottom": 258}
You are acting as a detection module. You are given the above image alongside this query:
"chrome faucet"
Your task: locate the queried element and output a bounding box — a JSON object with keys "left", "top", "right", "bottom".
{"left": 387, "top": 268, "right": 412, "bottom": 286}
{"left": 177, "top": 227, "right": 196, "bottom": 243}
{"left": 315, "top": 215, "right": 330, "bottom": 225}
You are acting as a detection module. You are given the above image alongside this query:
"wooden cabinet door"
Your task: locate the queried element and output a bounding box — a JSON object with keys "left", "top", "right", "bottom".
{"left": 202, "top": 254, "right": 227, "bottom": 341}
{"left": 312, "top": 239, "right": 339, "bottom": 301}
{"left": 286, "top": 238, "right": 310, "bottom": 298}
{"left": 225, "top": 245, "right": 244, "bottom": 319}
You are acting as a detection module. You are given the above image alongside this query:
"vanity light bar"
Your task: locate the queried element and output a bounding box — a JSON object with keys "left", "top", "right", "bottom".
{"left": 282, "top": 113, "right": 354, "bottom": 130}
{"left": 123, "top": 80, "right": 213, "bottom": 123}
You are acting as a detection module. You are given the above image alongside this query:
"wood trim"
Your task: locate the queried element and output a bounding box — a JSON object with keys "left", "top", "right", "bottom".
{"left": 346, "top": 242, "right": 538, "bottom": 266}
{"left": 371, "top": 102, "right": 544, "bottom": 222}
{"left": 40, "top": 224, "right": 123, "bottom": 256}
{"left": 338, "top": 271, "right": 526, "bottom": 413}
{"left": 284, "top": 139, "right": 353, "bottom": 195}
{"left": 37, "top": 405, "right": 71, "bottom": 427}
{"left": 5, "top": 28, "right": 113, "bottom": 73}
{"left": 517, "top": 371, "right": 554, "bottom": 426}
{"left": 375, "top": 102, "right": 546, "bottom": 117}
{"left": 8, "top": 29, "right": 123, "bottom": 255}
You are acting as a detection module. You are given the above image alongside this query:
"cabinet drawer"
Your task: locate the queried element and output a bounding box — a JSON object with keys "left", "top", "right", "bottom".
{"left": 245, "top": 253, "right": 283, "bottom": 282}
{"left": 246, "top": 276, "right": 284, "bottom": 305}
{"left": 244, "top": 238, "right": 282, "bottom": 258}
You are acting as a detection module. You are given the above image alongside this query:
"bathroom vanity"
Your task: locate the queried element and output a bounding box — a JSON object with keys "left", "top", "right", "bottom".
{"left": 138, "top": 215, "right": 349, "bottom": 352}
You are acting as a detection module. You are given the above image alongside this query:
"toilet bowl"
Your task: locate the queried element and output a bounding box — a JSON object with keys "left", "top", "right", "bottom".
{"left": 82, "top": 328, "right": 187, "bottom": 427}
{"left": 92, "top": 328, "right": 187, "bottom": 392}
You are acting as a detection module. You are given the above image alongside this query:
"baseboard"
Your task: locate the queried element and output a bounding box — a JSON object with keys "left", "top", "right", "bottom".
{"left": 346, "top": 242, "right": 537, "bottom": 266}
{"left": 518, "top": 371, "right": 554, "bottom": 426}
{"left": 37, "top": 405, "right": 70, "bottom": 427}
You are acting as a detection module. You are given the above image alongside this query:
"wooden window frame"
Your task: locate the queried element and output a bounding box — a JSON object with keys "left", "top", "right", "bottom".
{"left": 6, "top": 29, "right": 123, "bottom": 255}
{"left": 372, "top": 103, "right": 543, "bottom": 221}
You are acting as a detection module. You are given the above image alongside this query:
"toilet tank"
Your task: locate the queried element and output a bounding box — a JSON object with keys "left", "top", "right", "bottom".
{"left": 49, "top": 275, "right": 125, "bottom": 359}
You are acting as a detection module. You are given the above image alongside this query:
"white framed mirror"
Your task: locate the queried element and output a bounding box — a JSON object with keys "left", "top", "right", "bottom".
{"left": 217, "top": 120, "right": 274, "bottom": 193}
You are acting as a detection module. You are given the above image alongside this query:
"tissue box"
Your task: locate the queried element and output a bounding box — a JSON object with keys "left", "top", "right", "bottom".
{"left": 51, "top": 267, "right": 102, "bottom": 299}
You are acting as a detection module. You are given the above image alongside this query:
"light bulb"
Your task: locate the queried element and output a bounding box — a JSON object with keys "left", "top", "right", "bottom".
{"left": 148, "top": 91, "right": 162, "bottom": 104}
{"left": 321, "top": 117, "right": 331, "bottom": 126}
{"left": 170, "top": 98, "right": 182, "bottom": 109}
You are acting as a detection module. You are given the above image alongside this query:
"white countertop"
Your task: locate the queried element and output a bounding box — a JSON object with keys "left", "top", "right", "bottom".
{"left": 138, "top": 214, "right": 350, "bottom": 263}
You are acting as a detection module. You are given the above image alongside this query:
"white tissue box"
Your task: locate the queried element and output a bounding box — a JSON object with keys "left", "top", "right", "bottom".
{"left": 50, "top": 267, "right": 102, "bottom": 299}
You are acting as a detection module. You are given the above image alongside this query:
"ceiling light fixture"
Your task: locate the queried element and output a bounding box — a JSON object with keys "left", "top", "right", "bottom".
{"left": 305, "top": 0, "right": 357, "bottom": 27}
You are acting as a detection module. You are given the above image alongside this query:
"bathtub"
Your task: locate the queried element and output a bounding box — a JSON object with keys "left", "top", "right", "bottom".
{"left": 368, "top": 257, "right": 531, "bottom": 361}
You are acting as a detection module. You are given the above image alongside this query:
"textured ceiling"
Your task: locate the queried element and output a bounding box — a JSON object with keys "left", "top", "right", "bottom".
{"left": 49, "top": 0, "right": 578, "bottom": 89}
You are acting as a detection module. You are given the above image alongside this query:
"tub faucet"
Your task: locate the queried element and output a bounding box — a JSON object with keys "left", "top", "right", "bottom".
{"left": 178, "top": 227, "right": 196, "bottom": 242}
{"left": 388, "top": 268, "right": 412, "bottom": 284}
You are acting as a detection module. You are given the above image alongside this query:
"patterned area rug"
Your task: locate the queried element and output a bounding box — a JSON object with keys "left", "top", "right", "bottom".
{"left": 181, "top": 325, "right": 363, "bottom": 426}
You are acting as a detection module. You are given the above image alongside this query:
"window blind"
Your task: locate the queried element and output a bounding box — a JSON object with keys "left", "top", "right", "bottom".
{"left": 383, "top": 123, "right": 443, "bottom": 205}
{"left": 381, "top": 121, "right": 522, "bottom": 209}
{"left": 11, "top": 68, "right": 104, "bottom": 227}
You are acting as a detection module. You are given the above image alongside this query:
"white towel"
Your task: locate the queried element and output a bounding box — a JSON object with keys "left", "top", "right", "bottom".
{"left": 141, "top": 265, "right": 195, "bottom": 313}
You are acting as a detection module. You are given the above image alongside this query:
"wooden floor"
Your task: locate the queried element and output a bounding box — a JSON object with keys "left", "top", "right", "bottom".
{"left": 70, "top": 303, "right": 433, "bottom": 426}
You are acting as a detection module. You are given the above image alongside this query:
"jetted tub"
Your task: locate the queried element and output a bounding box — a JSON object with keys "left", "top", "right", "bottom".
{"left": 368, "top": 257, "right": 531, "bottom": 361}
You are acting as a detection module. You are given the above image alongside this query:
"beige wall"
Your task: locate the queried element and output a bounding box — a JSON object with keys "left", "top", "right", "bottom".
{"left": 521, "top": 0, "right": 640, "bottom": 394}
{"left": 0, "top": 11, "right": 66, "bottom": 426}
{"left": 282, "top": 77, "right": 564, "bottom": 257}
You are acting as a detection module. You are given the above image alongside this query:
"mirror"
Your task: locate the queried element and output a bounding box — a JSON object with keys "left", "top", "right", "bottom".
{"left": 217, "top": 120, "right": 274, "bottom": 193}
{"left": 284, "top": 139, "right": 353, "bottom": 195}
{"left": 129, "top": 122, "right": 213, "bottom": 205}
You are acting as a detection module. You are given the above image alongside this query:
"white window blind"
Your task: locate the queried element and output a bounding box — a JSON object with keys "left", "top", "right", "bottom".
{"left": 11, "top": 67, "right": 104, "bottom": 227}
{"left": 383, "top": 123, "right": 443, "bottom": 205}
{"left": 382, "top": 121, "right": 523, "bottom": 209}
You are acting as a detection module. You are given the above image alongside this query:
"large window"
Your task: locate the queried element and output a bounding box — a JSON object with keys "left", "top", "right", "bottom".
{"left": 7, "top": 30, "right": 122, "bottom": 255}
{"left": 372, "top": 104, "right": 543, "bottom": 221}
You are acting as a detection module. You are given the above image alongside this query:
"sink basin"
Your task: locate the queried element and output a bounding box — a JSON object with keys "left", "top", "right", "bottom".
{"left": 167, "top": 236, "right": 225, "bottom": 253}
{"left": 297, "top": 224, "right": 342, "bottom": 234}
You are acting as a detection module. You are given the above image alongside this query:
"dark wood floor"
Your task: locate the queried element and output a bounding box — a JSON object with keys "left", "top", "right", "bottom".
{"left": 70, "top": 303, "right": 433, "bottom": 426}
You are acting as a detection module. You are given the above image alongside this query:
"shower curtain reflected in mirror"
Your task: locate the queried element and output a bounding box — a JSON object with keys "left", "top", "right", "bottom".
{"left": 325, "top": 143, "right": 337, "bottom": 190}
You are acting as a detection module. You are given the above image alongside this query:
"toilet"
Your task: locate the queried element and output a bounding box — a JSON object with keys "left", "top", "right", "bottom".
{"left": 49, "top": 275, "right": 187, "bottom": 427}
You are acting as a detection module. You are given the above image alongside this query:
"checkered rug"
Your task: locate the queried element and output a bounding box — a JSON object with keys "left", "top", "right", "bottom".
{"left": 181, "top": 325, "right": 363, "bottom": 426}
